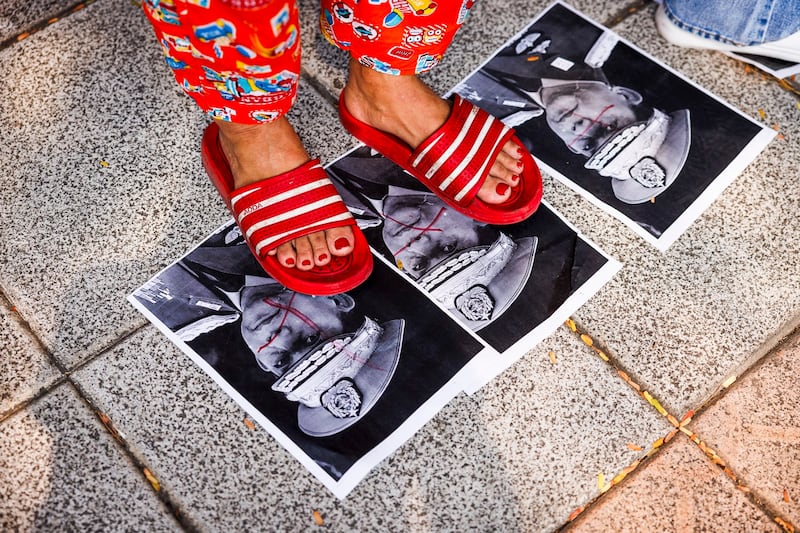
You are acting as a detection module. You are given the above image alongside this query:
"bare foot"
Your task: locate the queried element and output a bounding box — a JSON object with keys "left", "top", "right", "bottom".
{"left": 343, "top": 57, "right": 526, "bottom": 204}
{"left": 216, "top": 118, "right": 355, "bottom": 270}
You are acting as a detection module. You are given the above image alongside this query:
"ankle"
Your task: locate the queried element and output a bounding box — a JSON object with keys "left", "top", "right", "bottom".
{"left": 347, "top": 57, "right": 415, "bottom": 103}
{"left": 216, "top": 117, "right": 310, "bottom": 188}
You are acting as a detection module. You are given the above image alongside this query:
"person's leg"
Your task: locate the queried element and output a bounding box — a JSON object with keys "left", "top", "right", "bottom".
{"left": 143, "top": 0, "right": 354, "bottom": 270}
{"left": 655, "top": 0, "right": 800, "bottom": 62}
{"left": 322, "top": 1, "right": 526, "bottom": 205}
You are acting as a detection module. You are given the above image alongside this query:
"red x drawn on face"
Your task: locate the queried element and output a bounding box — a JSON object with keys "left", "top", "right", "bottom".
{"left": 567, "top": 104, "right": 615, "bottom": 149}
{"left": 257, "top": 292, "right": 324, "bottom": 353}
{"left": 385, "top": 206, "right": 447, "bottom": 257}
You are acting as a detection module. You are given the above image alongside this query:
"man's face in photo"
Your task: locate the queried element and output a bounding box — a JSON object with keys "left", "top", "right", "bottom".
{"left": 541, "top": 80, "right": 643, "bottom": 157}
{"left": 381, "top": 193, "right": 485, "bottom": 278}
{"left": 239, "top": 286, "right": 353, "bottom": 376}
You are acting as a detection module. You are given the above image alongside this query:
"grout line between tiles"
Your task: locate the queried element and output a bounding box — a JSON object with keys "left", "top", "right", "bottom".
{"left": 557, "top": 429, "right": 681, "bottom": 532}
{"left": 0, "top": 0, "right": 795, "bottom": 528}
{"left": 0, "top": 289, "right": 192, "bottom": 528}
{"left": 558, "top": 318, "right": 799, "bottom": 531}
{"left": 676, "top": 425, "right": 797, "bottom": 532}
{"left": 0, "top": 0, "right": 101, "bottom": 51}
{"left": 556, "top": 318, "right": 683, "bottom": 525}
{"left": 601, "top": 0, "right": 653, "bottom": 28}
{"left": 0, "top": 375, "right": 69, "bottom": 423}
{"left": 63, "top": 376, "right": 197, "bottom": 532}
{"left": 300, "top": 66, "right": 340, "bottom": 109}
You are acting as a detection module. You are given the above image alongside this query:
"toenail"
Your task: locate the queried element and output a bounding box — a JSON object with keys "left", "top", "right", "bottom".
{"left": 302, "top": 259, "right": 312, "bottom": 266}
{"left": 516, "top": 161, "right": 524, "bottom": 169}
{"left": 285, "top": 257, "right": 295, "bottom": 266}
{"left": 318, "top": 253, "right": 328, "bottom": 261}
{"left": 334, "top": 237, "right": 350, "bottom": 250}
{"left": 511, "top": 174, "right": 519, "bottom": 182}
{"left": 516, "top": 147, "right": 525, "bottom": 157}
{"left": 496, "top": 183, "right": 509, "bottom": 195}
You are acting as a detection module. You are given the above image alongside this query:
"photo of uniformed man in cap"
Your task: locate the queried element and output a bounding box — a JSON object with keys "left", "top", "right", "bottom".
{"left": 133, "top": 221, "right": 482, "bottom": 480}
{"left": 327, "top": 147, "right": 610, "bottom": 353}
{"left": 455, "top": 2, "right": 765, "bottom": 245}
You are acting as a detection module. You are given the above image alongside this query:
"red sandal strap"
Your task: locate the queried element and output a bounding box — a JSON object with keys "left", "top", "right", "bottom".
{"left": 409, "top": 95, "right": 514, "bottom": 207}
{"left": 229, "top": 160, "right": 354, "bottom": 257}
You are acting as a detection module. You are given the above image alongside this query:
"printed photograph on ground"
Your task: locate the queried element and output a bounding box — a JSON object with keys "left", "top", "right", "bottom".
{"left": 726, "top": 51, "right": 800, "bottom": 79}
{"left": 328, "top": 147, "right": 620, "bottom": 382}
{"left": 454, "top": 1, "right": 775, "bottom": 250}
{"left": 129, "top": 221, "right": 485, "bottom": 498}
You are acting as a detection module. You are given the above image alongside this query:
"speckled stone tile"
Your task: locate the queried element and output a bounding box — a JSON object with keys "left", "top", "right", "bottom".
{"left": 0, "top": 0, "right": 354, "bottom": 370}
{"left": 567, "top": 436, "right": 780, "bottom": 532}
{"left": 467, "top": 327, "right": 672, "bottom": 531}
{"left": 540, "top": 5, "right": 800, "bottom": 416}
{"left": 0, "top": 0, "right": 74, "bottom": 44}
{"left": 299, "top": 0, "right": 645, "bottom": 100}
{"left": 688, "top": 330, "right": 800, "bottom": 526}
{"left": 0, "top": 383, "right": 180, "bottom": 531}
{"left": 0, "top": 300, "right": 60, "bottom": 417}
{"left": 72, "top": 324, "right": 670, "bottom": 531}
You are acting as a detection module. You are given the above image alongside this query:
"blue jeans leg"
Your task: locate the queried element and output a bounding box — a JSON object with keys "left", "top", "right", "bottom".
{"left": 662, "top": 0, "right": 800, "bottom": 46}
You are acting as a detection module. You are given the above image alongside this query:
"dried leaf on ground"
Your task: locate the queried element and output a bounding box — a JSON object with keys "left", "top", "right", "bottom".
{"left": 143, "top": 468, "right": 160, "bottom": 492}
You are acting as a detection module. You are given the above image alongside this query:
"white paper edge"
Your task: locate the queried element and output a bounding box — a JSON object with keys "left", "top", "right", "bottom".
{"left": 655, "top": 126, "right": 776, "bottom": 250}
{"left": 457, "top": 199, "right": 623, "bottom": 394}
{"left": 452, "top": 0, "right": 777, "bottom": 252}
{"left": 724, "top": 50, "right": 800, "bottom": 79}
{"left": 127, "top": 223, "right": 484, "bottom": 499}
{"left": 324, "top": 149, "right": 621, "bottom": 395}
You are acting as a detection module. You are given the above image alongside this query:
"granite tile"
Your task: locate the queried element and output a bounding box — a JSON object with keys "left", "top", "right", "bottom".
{"left": 543, "top": 5, "right": 800, "bottom": 415}
{"left": 567, "top": 436, "right": 780, "bottom": 532}
{"left": 468, "top": 327, "right": 673, "bottom": 531}
{"left": 689, "top": 330, "right": 800, "bottom": 526}
{"left": 0, "top": 383, "right": 180, "bottom": 531}
{"left": 0, "top": 0, "right": 74, "bottom": 44}
{"left": 72, "top": 324, "right": 670, "bottom": 531}
{"left": 0, "top": 300, "right": 61, "bottom": 417}
{"left": 299, "top": 0, "right": 645, "bottom": 101}
{"left": 0, "top": 0, "right": 354, "bottom": 369}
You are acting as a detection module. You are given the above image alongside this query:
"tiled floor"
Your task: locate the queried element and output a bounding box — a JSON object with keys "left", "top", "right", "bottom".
{"left": 1, "top": 0, "right": 798, "bottom": 531}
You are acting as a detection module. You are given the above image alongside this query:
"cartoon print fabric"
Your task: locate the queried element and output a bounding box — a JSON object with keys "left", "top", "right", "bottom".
{"left": 319, "top": 0, "right": 474, "bottom": 76}
{"left": 143, "top": 0, "right": 475, "bottom": 124}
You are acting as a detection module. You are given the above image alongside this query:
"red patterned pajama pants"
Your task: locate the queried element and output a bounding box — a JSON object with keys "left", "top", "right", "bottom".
{"left": 143, "top": 0, "right": 476, "bottom": 124}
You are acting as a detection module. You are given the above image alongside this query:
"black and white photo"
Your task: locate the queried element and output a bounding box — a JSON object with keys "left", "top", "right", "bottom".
{"left": 454, "top": 1, "right": 775, "bottom": 250}
{"left": 726, "top": 50, "right": 800, "bottom": 79}
{"left": 129, "top": 221, "right": 485, "bottom": 497}
{"left": 327, "top": 147, "right": 620, "bottom": 376}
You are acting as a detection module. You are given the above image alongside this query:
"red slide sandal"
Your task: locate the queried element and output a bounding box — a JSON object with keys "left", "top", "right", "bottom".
{"left": 201, "top": 122, "right": 373, "bottom": 296}
{"left": 339, "top": 93, "right": 542, "bottom": 225}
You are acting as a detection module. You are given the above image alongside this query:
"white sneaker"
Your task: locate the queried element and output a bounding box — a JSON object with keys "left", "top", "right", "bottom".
{"left": 655, "top": 5, "right": 800, "bottom": 63}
